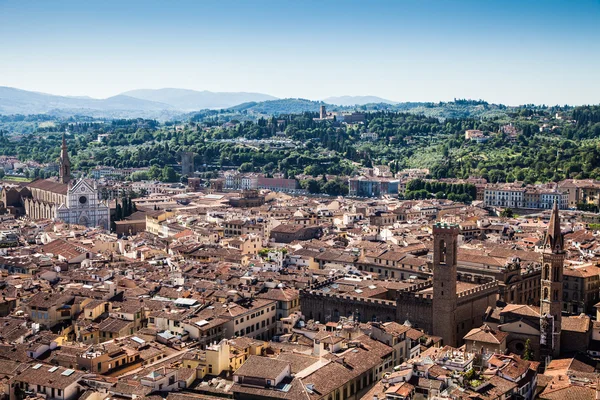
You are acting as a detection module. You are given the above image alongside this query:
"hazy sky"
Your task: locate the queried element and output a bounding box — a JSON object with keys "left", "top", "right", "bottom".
{"left": 1, "top": 0, "right": 599, "bottom": 105}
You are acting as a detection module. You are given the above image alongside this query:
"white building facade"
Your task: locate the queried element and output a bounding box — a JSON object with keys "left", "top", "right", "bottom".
{"left": 57, "top": 179, "right": 110, "bottom": 229}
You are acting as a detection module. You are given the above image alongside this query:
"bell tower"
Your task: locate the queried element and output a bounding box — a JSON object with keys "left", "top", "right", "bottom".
{"left": 59, "top": 132, "right": 71, "bottom": 184}
{"left": 432, "top": 223, "right": 459, "bottom": 347}
{"left": 540, "top": 201, "right": 564, "bottom": 359}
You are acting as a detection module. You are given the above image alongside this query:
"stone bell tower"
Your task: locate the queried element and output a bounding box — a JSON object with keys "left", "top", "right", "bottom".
{"left": 432, "top": 223, "right": 459, "bottom": 347}
{"left": 59, "top": 132, "right": 71, "bottom": 184}
{"left": 540, "top": 201, "right": 564, "bottom": 359}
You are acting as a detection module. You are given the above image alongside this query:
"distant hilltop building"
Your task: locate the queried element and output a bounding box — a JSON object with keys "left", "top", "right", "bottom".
{"left": 500, "top": 123, "right": 519, "bottom": 138}
{"left": 360, "top": 131, "right": 378, "bottom": 141}
{"left": 313, "top": 105, "right": 335, "bottom": 122}
{"left": 465, "top": 129, "right": 489, "bottom": 143}
{"left": 313, "top": 105, "right": 366, "bottom": 124}
{"left": 396, "top": 168, "right": 430, "bottom": 180}
{"left": 319, "top": 105, "right": 326, "bottom": 119}
{"left": 339, "top": 111, "right": 365, "bottom": 124}
{"left": 0, "top": 134, "right": 110, "bottom": 229}
{"left": 372, "top": 165, "right": 393, "bottom": 178}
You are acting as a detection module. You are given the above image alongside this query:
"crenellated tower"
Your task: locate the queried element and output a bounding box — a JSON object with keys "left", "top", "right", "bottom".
{"left": 432, "top": 223, "right": 459, "bottom": 347}
{"left": 540, "top": 200, "right": 564, "bottom": 359}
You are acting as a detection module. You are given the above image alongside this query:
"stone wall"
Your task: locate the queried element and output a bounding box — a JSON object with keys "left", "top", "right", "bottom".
{"left": 300, "top": 291, "right": 397, "bottom": 323}
{"left": 396, "top": 292, "right": 434, "bottom": 333}
{"left": 456, "top": 282, "right": 499, "bottom": 344}
{"left": 300, "top": 278, "right": 499, "bottom": 345}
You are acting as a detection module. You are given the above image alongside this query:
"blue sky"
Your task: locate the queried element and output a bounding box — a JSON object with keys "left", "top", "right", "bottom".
{"left": 0, "top": 0, "right": 599, "bottom": 105}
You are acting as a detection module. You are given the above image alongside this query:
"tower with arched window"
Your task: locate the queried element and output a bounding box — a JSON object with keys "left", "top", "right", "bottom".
{"left": 540, "top": 201, "right": 564, "bottom": 358}
{"left": 59, "top": 132, "right": 71, "bottom": 184}
{"left": 432, "top": 223, "right": 459, "bottom": 347}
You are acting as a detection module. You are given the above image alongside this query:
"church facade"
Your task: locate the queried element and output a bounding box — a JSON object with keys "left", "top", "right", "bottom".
{"left": 56, "top": 179, "right": 109, "bottom": 228}
{"left": 1, "top": 135, "right": 110, "bottom": 229}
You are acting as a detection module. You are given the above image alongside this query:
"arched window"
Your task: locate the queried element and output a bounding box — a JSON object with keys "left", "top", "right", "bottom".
{"left": 544, "top": 264, "right": 550, "bottom": 280}
{"left": 553, "top": 266, "right": 559, "bottom": 282}
{"left": 439, "top": 240, "right": 446, "bottom": 263}
{"left": 543, "top": 288, "right": 549, "bottom": 300}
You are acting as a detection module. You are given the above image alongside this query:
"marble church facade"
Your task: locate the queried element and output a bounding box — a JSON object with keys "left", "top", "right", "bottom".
{"left": 1, "top": 135, "right": 109, "bottom": 229}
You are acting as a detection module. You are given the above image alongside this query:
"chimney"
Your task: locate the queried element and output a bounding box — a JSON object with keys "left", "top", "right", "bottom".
{"left": 313, "top": 339, "right": 325, "bottom": 358}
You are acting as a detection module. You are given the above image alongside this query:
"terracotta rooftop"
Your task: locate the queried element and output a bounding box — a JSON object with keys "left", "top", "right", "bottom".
{"left": 561, "top": 315, "right": 591, "bottom": 333}
{"left": 464, "top": 324, "right": 509, "bottom": 344}
{"left": 15, "top": 364, "right": 85, "bottom": 389}
{"left": 27, "top": 178, "right": 69, "bottom": 196}
{"left": 234, "top": 355, "right": 290, "bottom": 380}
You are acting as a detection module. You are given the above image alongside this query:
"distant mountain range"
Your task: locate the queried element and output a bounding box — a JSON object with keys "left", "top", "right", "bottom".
{"left": 121, "top": 88, "right": 278, "bottom": 111}
{"left": 0, "top": 86, "right": 280, "bottom": 118}
{"left": 322, "top": 95, "right": 397, "bottom": 106}
{"left": 0, "top": 86, "right": 506, "bottom": 120}
{"left": 0, "top": 86, "right": 178, "bottom": 119}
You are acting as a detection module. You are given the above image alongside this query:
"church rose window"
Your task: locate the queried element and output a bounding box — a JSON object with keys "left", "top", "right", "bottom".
{"left": 79, "top": 196, "right": 88, "bottom": 204}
